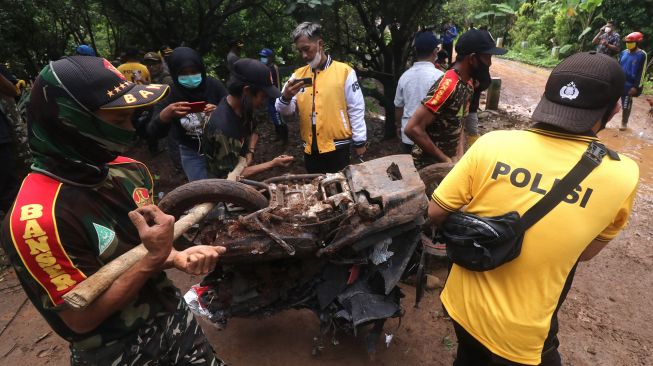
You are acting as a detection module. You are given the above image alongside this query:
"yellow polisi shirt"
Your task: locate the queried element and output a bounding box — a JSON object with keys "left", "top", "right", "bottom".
{"left": 433, "top": 127, "right": 638, "bottom": 365}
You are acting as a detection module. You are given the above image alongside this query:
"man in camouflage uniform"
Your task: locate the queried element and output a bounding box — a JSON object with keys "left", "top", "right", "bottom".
{"left": 405, "top": 29, "right": 506, "bottom": 171}
{"left": 203, "top": 58, "right": 293, "bottom": 179}
{"left": 1, "top": 56, "right": 227, "bottom": 365}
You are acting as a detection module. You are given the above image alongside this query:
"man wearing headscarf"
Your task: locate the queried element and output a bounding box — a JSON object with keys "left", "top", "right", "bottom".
{"left": 148, "top": 47, "right": 228, "bottom": 181}
{"left": 0, "top": 56, "right": 227, "bottom": 365}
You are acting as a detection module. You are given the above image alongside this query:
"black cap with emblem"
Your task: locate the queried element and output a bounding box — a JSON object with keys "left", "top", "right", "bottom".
{"left": 531, "top": 51, "right": 625, "bottom": 133}
{"left": 50, "top": 56, "right": 169, "bottom": 111}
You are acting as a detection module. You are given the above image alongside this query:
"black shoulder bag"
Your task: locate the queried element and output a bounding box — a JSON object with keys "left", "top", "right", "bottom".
{"left": 438, "top": 141, "right": 613, "bottom": 272}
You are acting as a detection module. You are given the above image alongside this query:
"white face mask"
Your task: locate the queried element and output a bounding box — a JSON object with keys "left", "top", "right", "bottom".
{"left": 308, "top": 44, "right": 323, "bottom": 69}
{"left": 604, "top": 27, "right": 612, "bottom": 33}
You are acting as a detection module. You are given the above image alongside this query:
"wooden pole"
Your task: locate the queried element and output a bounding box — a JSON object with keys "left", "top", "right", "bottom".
{"left": 63, "top": 160, "right": 249, "bottom": 310}
{"left": 485, "top": 77, "right": 502, "bottom": 111}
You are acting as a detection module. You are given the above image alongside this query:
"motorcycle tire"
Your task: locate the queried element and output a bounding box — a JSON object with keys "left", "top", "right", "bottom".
{"left": 158, "top": 178, "right": 269, "bottom": 219}
{"left": 418, "top": 162, "right": 455, "bottom": 197}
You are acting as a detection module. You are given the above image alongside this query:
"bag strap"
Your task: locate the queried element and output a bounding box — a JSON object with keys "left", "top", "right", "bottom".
{"left": 518, "top": 141, "right": 608, "bottom": 232}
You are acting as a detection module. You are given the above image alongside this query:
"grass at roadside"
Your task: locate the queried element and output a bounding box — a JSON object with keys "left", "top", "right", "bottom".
{"left": 500, "top": 46, "right": 560, "bottom": 69}
{"left": 642, "top": 78, "right": 653, "bottom": 95}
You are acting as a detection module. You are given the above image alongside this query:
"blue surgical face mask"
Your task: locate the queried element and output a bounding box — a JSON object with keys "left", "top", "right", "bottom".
{"left": 178, "top": 74, "right": 202, "bottom": 89}
{"left": 260, "top": 57, "right": 269, "bottom": 64}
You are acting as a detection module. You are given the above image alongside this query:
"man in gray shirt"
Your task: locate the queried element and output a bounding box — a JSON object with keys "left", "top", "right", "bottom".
{"left": 394, "top": 32, "right": 444, "bottom": 153}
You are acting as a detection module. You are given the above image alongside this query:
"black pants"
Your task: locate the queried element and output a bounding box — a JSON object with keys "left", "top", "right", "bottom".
{"left": 304, "top": 148, "right": 350, "bottom": 174}
{"left": 443, "top": 43, "right": 454, "bottom": 66}
{"left": 453, "top": 321, "right": 562, "bottom": 366}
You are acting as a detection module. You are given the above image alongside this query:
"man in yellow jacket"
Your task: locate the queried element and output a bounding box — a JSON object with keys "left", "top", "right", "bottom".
{"left": 276, "top": 22, "right": 367, "bottom": 173}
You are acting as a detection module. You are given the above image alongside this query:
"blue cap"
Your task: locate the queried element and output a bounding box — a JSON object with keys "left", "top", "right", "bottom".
{"left": 75, "top": 45, "right": 96, "bottom": 56}
{"left": 414, "top": 32, "right": 438, "bottom": 52}
{"left": 258, "top": 48, "right": 274, "bottom": 57}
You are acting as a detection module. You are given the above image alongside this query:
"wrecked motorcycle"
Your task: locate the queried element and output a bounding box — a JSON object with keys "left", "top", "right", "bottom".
{"left": 158, "top": 155, "right": 428, "bottom": 355}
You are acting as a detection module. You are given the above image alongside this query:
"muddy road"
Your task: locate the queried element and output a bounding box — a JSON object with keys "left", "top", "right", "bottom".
{"left": 1, "top": 58, "right": 652, "bottom": 366}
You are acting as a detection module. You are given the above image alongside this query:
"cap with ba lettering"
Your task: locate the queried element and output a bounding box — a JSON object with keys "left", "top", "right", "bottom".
{"left": 50, "top": 56, "right": 169, "bottom": 111}
{"left": 531, "top": 51, "right": 625, "bottom": 133}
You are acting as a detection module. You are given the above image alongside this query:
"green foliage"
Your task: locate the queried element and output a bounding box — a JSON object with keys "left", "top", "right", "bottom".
{"left": 501, "top": 46, "right": 560, "bottom": 68}
{"left": 508, "top": 0, "right": 607, "bottom": 55}
{"left": 509, "top": 1, "right": 557, "bottom": 48}
{"left": 643, "top": 79, "right": 653, "bottom": 96}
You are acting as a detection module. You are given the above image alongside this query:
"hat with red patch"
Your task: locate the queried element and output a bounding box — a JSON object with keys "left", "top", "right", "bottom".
{"left": 50, "top": 56, "right": 169, "bottom": 110}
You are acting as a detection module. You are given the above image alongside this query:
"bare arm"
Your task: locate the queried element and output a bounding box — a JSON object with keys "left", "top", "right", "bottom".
{"left": 405, "top": 105, "right": 452, "bottom": 163}
{"left": 578, "top": 239, "right": 609, "bottom": 262}
{"left": 394, "top": 106, "right": 404, "bottom": 138}
{"left": 241, "top": 155, "right": 293, "bottom": 178}
{"left": 428, "top": 200, "right": 451, "bottom": 227}
{"left": 456, "top": 127, "right": 465, "bottom": 160}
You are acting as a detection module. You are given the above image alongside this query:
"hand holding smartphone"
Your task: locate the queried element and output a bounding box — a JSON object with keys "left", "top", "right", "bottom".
{"left": 187, "top": 101, "right": 207, "bottom": 113}
{"left": 293, "top": 77, "right": 313, "bottom": 87}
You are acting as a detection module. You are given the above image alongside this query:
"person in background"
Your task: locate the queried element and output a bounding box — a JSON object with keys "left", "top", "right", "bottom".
{"left": 143, "top": 51, "right": 180, "bottom": 165}
{"left": 394, "top": 32, "right": 444, "bottom": 153}
{"left": 227, "top": 40, "right": 243, "bottom": 77}
{"left": 0, "top": 63, "right": 19, "bottom": 219}
{"left": 203, "top": 58, "right": 293, "bottom": 178}
{"left": 259, "top": 47, "right": 289, "bottom": 143}
{"left": 159, "top": 45, "right": 174, "bottom": 68}
{"left": 405, "top": 29, "right": 506, "bottom": 169}
{"left": 276, "top": 22, "right": 367, "bottom": 174}
{"left": 463, "top": 27, "right": 497, "bottom": 147}
{"left": 592, "top": 20, "right": 621, "bottom": 57}
{"left": 428, "top": 51, "right": 637, "bottom": 366}
{"left": 618, "top": 31, "right": 648, "bottom": 130}
{"left": 75, "top": 44, "right": 96, "bottom": 57}
{"left": 442, "top": 21, "right": 458, "bottom": 67}
{"left": 435, "top": 49, "right": 449, "bottom": 72}
{"left": 118, "top": 49, "right": 151, "bottom": 85}
{"left": 148, "top": 47, "right": 228, "bottom": 181}
{"left": 144, "top": 52, "right": 173, "bottom": 85}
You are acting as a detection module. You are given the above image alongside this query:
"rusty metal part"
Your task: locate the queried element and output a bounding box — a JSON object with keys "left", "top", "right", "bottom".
{"left": 254, "top": 216, "right": 296, "bottom": 255}
{"left": 263, "top": 174, "right": 324, "bottom": 184}
{"left": 239, "top": 179, "right": 270, "bottom": 191}
{"left": 317, "top": 155, "right": 427, "bottom": 257}
{"left": 320, "top": 173, "right": 353, "bottom": 207}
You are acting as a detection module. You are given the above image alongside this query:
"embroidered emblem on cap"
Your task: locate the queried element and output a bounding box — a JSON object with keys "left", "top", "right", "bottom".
{"left": 103, "top": 59, "right": 126, "bottom": 81}
{"left": 560, "top": 81, "right": 579, "bottom": 100}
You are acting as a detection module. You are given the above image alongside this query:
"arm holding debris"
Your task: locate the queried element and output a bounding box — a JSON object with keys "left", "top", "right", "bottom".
{"left": 59, "top": 205, "right": 223, "bottom": 332}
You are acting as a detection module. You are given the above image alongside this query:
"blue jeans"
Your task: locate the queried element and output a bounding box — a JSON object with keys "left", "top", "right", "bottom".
{"left": 179, "top": 144, "right": 208, "bottom": 182}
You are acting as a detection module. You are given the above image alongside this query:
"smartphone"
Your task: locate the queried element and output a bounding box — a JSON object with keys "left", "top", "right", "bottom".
{"left": 294, "top": 77, "right": 313, "bottom": 87}
{"left": 187, "top": 101, "right": 207, "bottom": 113}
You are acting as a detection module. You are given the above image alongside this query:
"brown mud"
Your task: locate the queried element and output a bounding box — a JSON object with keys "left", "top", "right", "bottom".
{"left": 1, "top": 58, "right": 652, "bottom": 365}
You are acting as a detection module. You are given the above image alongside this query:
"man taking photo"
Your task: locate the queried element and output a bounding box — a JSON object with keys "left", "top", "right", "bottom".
{"left": 276, "top": 22, "right": 367, "bottom": 173}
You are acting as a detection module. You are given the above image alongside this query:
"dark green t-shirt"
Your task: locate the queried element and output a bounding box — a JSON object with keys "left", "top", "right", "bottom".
{"left": 202, "top": 97, "right": 253, "bottom": 178}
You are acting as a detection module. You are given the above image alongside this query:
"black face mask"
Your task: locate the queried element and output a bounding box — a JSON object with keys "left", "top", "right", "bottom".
{"left": 471, "top": 56, "right": 491, "bottom": 89}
